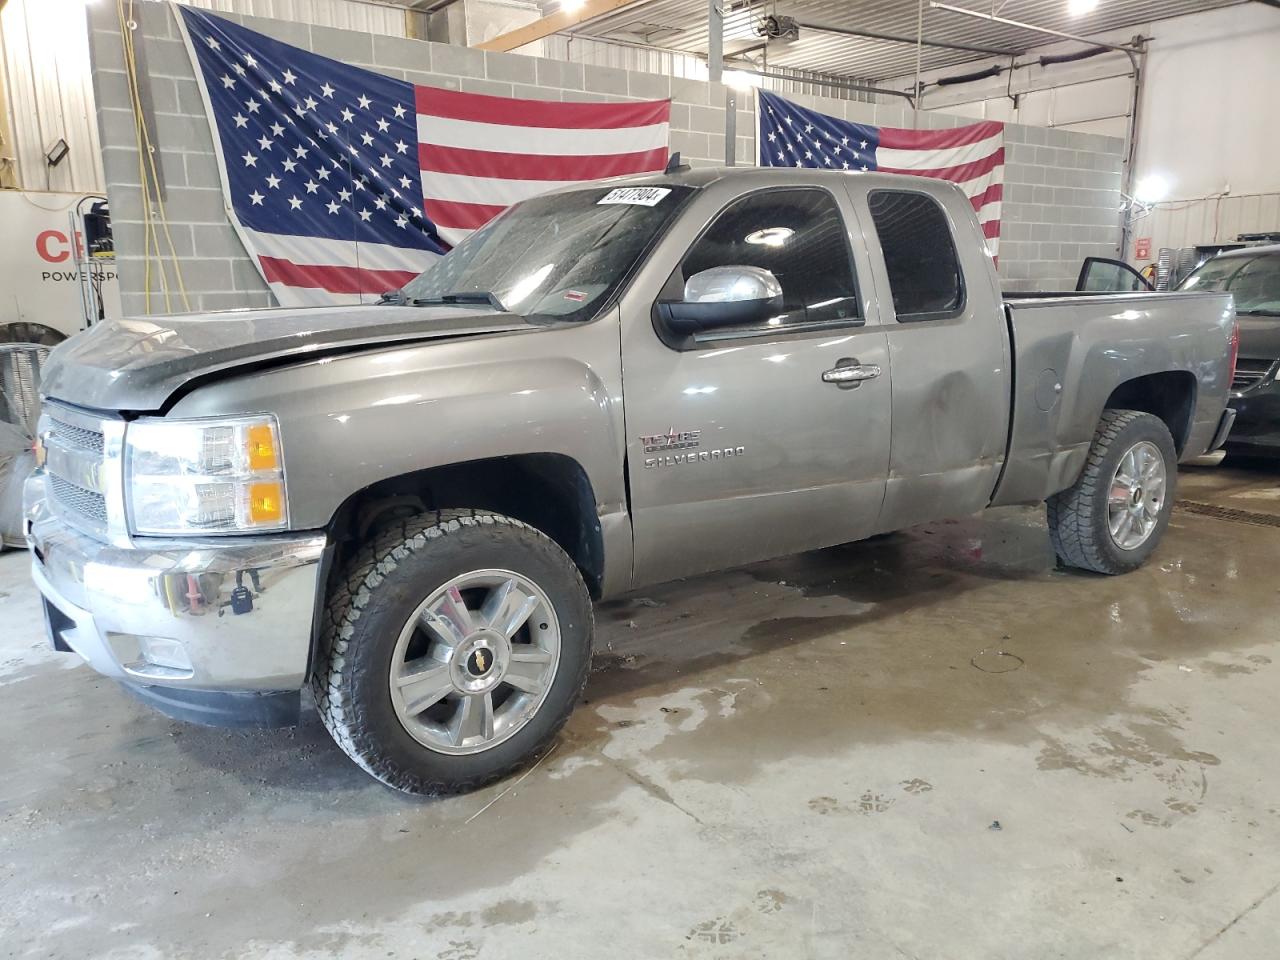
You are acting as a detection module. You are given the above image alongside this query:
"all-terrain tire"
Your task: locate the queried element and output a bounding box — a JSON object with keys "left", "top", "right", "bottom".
{"left": 1047, "top": 410, "right": 1178, "bottom": 575}
{"left": 311, "top": 510, "right": 593, "bottom": 795}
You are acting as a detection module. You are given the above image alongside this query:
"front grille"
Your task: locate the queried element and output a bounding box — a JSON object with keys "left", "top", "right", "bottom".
{"left": 41, "top": 403, "right": 119, "bottom": 537}
{"left": 48, "top": 474, "right": 108, "bottom": 524}
{"left": 48, "top": 417, "right": 104, "bottom": 454}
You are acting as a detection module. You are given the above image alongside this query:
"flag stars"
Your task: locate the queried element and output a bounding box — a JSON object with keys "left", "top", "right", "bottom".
{"left": 233, "top": 113, "right": 248, "bottom": 128}
{"left": 304, "top": 180, "right": 319, "bottom": 194}
{"left": 244, "top": 54, "right": 258, "bottom": 68}
{"left": 303, "top": 96, "right": 318, "bottom": 111}
{"left": 321, "top": 82, "right": 335, "bottom": 98}
{"left": 287, "top": 195, "right": 303, "bottom": 211}
{"left": 270, "top": 122, "right": 285, "bottom": 136}
{"left": 860, "top": 140, "right": 869, "bottom": 149}
{"left": 376, "top": 117, "right": 390, "bottom": 133}
{"left": 268, "top": 79, "right": 283, "bottom": 94}
{"left": 379, "top": 154, "right": 393, "bottom": 168}
{"left": 394, "top": 140, "right": 408, "bottom": 155}
{"left": 395, "top": 215, "right": 408, "bottom": 229}
{"left": 249, "top": 190, "right": 264, "bottom": 205}
{"left": 220, "top": 74, "right": 235, "bottom": 89}
{"left": 398, "top": 175, "right": 411, "bottom": 189}
{"left": 232, "top": 63, "right": 246, "bottom": 77}
{"left": 373, "top": 196, "right": 387, "bottom": 210}
{"left": 338, "top": 188, "right": 352, "bottom": 202}
{"left": 360, "top": 131, "right": 374, "bottom": 146}
{"left": 316, "top": 167, "right": 331, "bottom": 180}
{"left": 283, "top": 69, "right": 297, "bottom": 85}
{"left": 294, "top": 144, "right": 309, "bottom": 159}
{"left": 358, "top": 209, "right": 372, "bottom": 222}
{"left": 326, "top": 200, "right": 341, "bottom": 215}
{"left": 205, "top": 36, "right": 221, "bottom": 50}
{"left": 256, "top": 135, "right": 272, "bottom": 150}
{"left": 241, "top": 151, "right": 258, "bottom": 167}
{"left": 265, "top": 173, "right": 281, "bottom": 189}
{"left": 245, "top": 98, "right": 260, "bottom": 114}
{"left": 393, "top": 104, "right": 406, "bottom": 119}
{"left": 357, "top": 94, "right": 372, "bottom": 110}
{"left": 282, "top": 158, "right": 298, "bottom": 173}
{"left": 340, "top": 108, "right": 355, "bottom": 123}
{"left": 293, "top": 104, "right": 307, "bottom": 118}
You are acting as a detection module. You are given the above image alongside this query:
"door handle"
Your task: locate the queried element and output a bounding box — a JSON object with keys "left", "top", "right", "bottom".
{"left": 822, "top": 363, "right": 881, "bottom": 385}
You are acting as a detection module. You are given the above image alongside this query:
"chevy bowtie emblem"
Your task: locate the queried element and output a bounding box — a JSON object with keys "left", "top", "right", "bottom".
{"left": 467, "top": 648, "right": 491, "bottom": 676}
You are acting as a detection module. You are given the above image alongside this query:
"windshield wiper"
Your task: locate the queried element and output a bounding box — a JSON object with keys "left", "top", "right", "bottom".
{"left": 1237, "top": 308, "right": 1280, "bottom": 317}
{"left": 410, "top": 291, "right": 507, "bottom": 312}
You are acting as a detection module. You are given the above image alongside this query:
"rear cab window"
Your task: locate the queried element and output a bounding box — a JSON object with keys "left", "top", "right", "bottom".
{"left": 867, "top": 190, "right": 965, "bottom": 322}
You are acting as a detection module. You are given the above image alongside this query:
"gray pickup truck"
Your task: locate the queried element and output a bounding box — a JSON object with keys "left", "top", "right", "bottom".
{"left": 23, "top": 167, "right": 1237, "bottom": 794}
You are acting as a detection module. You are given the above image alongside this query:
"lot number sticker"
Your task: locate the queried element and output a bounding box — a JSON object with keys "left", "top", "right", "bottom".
{"left": 598, "top": 187, "right": 672, "bottom": 207}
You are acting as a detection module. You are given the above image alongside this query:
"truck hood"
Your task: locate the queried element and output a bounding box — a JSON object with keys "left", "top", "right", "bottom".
{"left": 1237, "top": 314, "right": 1280, "bottom": 362}
{"left": 40, "top": 304, "right": 537, "bottom": 412}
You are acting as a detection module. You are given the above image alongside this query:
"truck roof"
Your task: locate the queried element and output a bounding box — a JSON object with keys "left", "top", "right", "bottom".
{"left": 553, "top": 164, "right": 970, "bottom": 199}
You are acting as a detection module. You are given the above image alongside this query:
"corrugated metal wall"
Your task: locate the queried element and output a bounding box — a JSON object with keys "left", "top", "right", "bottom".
{"left": 0, "top": 0, "right": 408, "bottom": 194}
{"left": 0, "top": 0, "right": 104, "bottom": 193}
{"left": 1139, "top": 193, "right": 1280, "bottom": 252}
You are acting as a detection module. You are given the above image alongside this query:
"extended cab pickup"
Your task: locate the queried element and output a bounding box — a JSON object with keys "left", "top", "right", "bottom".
{"left": 24, "top": 168, "right": 1237, "bottom": 794}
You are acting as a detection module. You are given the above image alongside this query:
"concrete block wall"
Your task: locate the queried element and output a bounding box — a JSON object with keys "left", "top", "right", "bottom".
{"left": 88, "top": 4, "right": 1124, "bottom": 314}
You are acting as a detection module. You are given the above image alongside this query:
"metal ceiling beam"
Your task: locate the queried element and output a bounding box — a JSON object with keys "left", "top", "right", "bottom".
{"left": 797, "top": 19, "right": 1017, "bottom": 57}
{"left": 928, "top": 2, "right": 1143, "bottom": 53}
{"left": 475, "top": 0, "right": 645, "bottom": 52}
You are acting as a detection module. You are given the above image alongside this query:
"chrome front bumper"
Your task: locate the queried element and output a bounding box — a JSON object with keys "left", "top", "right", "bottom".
{"left": 24, "top": 473, "right": 327, "bottom": 692}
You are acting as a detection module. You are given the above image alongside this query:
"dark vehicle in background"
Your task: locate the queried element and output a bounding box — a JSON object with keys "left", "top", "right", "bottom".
{"left": 1178, "top": 245, "right": 1280, "bottom": 457}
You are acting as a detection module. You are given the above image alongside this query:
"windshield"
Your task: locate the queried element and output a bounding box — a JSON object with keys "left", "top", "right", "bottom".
{"left": 1178, "top": 252, "right": 1280, "bottom": 316}
{"left": 400, "top": 184, "right": 693, "bottom": 322}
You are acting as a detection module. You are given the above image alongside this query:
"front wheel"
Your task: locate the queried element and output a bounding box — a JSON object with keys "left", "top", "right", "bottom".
{"left": 312, "top": 510, "right": 593, "bottom": 795}
{"left": 1047, "top": 410, "right": 1177, "bottom": 575}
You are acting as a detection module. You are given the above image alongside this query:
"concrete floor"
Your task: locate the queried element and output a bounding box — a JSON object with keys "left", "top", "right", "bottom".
{"left": 3, "top": 462, "right": 1280, "bottom": 960}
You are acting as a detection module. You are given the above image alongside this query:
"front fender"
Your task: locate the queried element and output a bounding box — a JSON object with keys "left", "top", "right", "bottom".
{"left": 166, "top": 312, "right": 627, "bottom": 535}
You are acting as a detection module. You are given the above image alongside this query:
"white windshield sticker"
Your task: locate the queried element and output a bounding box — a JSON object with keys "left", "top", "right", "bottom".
{"left": 597, "top": 187, "right": 672, "bottom": 207}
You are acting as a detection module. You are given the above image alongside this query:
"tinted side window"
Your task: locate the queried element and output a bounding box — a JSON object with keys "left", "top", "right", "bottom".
{"left": 867, "top": 190, "right": 964, "bottom": 321}
{"left": 681, "top": 188, "right": 862, "bottom": 330}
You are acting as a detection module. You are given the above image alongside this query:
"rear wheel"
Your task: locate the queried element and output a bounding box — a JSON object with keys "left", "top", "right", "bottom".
{"left": 312, "top": 510, "right": 592, "bottom": 794}
{"left": 1047, "top": 410, "right": 1177, "bottom": 574}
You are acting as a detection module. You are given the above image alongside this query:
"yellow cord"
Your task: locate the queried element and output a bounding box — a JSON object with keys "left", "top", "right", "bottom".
{"left": 118, "top": 0, "right": 190, "bottom": 312}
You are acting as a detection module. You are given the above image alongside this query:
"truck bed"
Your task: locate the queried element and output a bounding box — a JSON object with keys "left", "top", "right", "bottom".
{"left": 990, "top": 290, "right": 1236, "bottom": 507}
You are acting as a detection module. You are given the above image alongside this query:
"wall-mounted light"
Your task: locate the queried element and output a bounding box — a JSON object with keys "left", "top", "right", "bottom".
{"left": 1133, "top": 174, "right": 1170, "bottom": 204}
{"left": 723, "top": 70, "right": 762, "bottom": 90}
{"left": 45, "top": 138, "right": 70, "bottom": 168}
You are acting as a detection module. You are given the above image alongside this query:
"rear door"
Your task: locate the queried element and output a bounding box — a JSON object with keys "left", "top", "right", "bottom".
{"left": 845, "top": 184, "right": 1011, "bottom": 529}
{"left": 620, "top": 183, "right": 892, "bottom": 586}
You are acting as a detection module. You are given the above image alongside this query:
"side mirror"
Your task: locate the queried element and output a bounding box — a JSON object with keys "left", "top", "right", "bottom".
{"left": 658, "top": 266, "right": 784, "bottom": 335}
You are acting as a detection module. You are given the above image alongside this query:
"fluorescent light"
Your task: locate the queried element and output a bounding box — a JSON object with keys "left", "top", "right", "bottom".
{"left": 1067, "top": 0, "right": 1099, "bottom": 15}
{"left": 1134, "top": 174, "right": 1170, "bottom": 203}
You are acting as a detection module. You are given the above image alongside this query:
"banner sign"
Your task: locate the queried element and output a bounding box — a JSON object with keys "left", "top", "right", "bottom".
{"left": 0, "top": 191, "right": 119, "bottom": 341}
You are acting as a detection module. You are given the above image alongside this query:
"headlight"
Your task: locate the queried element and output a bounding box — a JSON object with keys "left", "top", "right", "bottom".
{"left": 125, "top": 415, "right": 288, "bottom": 535}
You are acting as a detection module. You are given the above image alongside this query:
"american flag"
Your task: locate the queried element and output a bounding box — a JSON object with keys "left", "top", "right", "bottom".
{"left": 758, "top": 91, "right": 1004, "bottom": 261}
{"left": 177, "top": 8, "right": 671, "bottom": 305}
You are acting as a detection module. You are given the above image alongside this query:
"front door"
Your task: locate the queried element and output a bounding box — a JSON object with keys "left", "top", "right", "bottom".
{"left": 620, "top": 183, "right": 893, "bottom": 587}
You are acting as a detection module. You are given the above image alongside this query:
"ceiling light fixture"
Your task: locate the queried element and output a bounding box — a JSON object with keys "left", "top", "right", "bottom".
{"left": 1067, "top": 0, "right": 1099, "bottom": 16}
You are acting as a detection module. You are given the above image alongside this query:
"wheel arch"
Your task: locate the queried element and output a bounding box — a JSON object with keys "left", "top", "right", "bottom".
{"left": 326, "top": 453, "right": 605, "bottom": 599}
{"left": 1103, "top": 371, "right": 1197, "bottom": 455}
